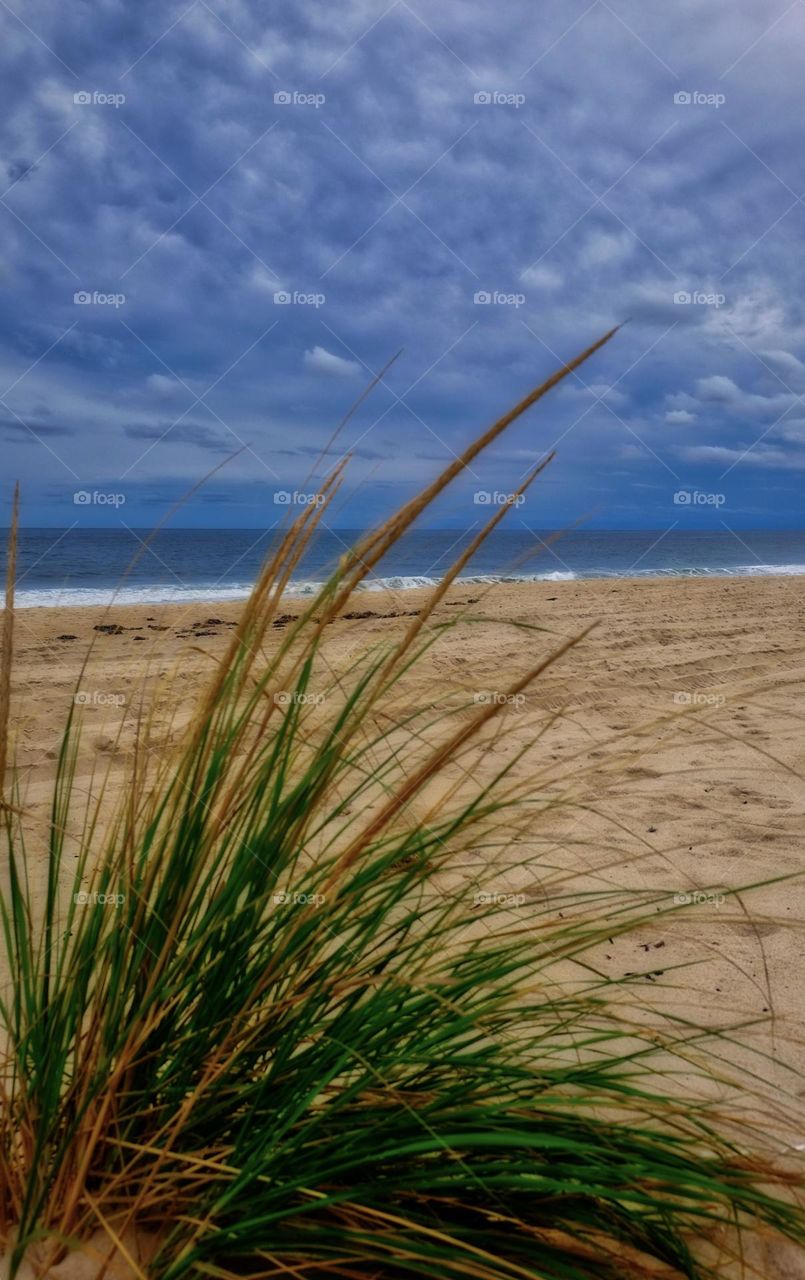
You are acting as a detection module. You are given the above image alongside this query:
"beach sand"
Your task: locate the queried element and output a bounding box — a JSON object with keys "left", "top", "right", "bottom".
{"left": 5, "top": 573, "right": 805, "bottom": 1275}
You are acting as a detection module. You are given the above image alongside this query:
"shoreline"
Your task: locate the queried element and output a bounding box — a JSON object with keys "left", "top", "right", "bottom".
{"left": 8, "top": 575, "right": 805, "bottom": 654}
{"left": 11, "top": 563, "right": 805, "bottom": 609}
{"left": 10, "top": 573, "right": 804, "bottom": 741}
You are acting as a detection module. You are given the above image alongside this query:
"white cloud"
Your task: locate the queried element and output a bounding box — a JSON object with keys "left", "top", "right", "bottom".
{"left": 588, "top": 382, "right": 628, "bottom": 406}
{"left": 692, "top": 375, "right": 798, "bottom": 418}
{"left": 721, "top": 287, "right": 793, "bottom": 348}
{"left": 250, "top": 266, "right": 281, "bottom": 293}
{"left": 665, "top": 409, "right": 695, "bottom": 424}
{"left": 303, "top": 346, "right": 361, "bottom": 378}
{"left": 147, "top": 373, "right": 185, "bottom": 397}
{"left": 559, "top": 382, "right": 628, "bottom": 407}
{"left": 759, "top": 349, "right": 805, "bottom": 385}
{"left": 778, "top": 418, "right": 805, "bottom": 443}
{"left": 579, "top": 229, "right": 633, "bottom": 269}
{"left": 695, "top": 375, "right": 741, "bottom": 404}
{"left": 520, "top": 263, "right": 563, "bottom": 290}
{"left": 678, "top": 443, "right": 805, "bottom": 470}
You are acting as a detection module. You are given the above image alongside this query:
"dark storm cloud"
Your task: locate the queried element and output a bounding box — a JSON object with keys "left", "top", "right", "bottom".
{"left": 5, "top": 159, "right": 37, "bottom": 184}
{"left": 2, "top": 415, "right": 74, "bottom": 438}
{"left": 2, "top": 0, "right": 805, "bottom": 526}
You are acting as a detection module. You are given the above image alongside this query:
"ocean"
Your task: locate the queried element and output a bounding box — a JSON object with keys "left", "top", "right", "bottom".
{"left": 6, "top": 528, "right": 805, "bottom": 608}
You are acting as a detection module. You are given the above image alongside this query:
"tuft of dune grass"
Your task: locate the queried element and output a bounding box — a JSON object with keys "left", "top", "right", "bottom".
{"left": 0, "top": 329, "right": 804, "bottom": 1279}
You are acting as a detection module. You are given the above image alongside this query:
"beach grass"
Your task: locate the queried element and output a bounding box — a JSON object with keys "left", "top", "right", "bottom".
{"left": 1, "top": 328, "right": 804, "bottom": 1278}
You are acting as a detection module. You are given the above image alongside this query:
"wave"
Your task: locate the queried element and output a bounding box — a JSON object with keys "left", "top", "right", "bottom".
{"left": 730, "top": 563, "right": 805, "bottom": 576}
{"left": 13, "top": 571, "right": 575, "bottom": 608}
{"left": 12, "top": 563, "right": 805, "bottom": 608}
{"left": 13, "top": 583, "right": 258, "bottom": 610}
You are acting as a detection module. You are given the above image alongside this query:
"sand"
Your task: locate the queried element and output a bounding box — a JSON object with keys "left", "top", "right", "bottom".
{"left": 4, "top": 573, "right": 805, "bottom": 1276}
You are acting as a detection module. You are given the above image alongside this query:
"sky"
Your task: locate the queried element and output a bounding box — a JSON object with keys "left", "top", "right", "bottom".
{"left": 1, "top": 0, "right": 805, "bottom": 530}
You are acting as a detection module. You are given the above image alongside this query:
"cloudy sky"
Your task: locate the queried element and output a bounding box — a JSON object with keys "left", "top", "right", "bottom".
{"left": 2, "top": 0, "right": 804, "bottom": 529}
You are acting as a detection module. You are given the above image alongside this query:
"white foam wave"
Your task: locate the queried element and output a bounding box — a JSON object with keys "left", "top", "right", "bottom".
{"left": 12, "top": 562, "right": 805, "bottom": 608}
{"left": 13, "top": 583, "right": 257, "bottom": 609}
{"left": 731, "top": 563, "right": 805, "bottom": 577}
